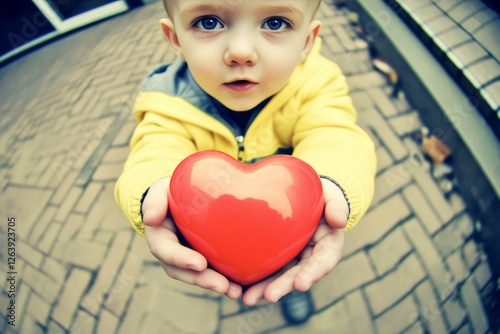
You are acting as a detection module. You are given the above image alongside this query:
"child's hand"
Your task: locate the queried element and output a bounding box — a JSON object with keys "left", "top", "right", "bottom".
{"left": 241, "top": 178, "right": 349, "bottom": 306}
{"left": 142, "top": 177, "right": 243, "bottom": 300}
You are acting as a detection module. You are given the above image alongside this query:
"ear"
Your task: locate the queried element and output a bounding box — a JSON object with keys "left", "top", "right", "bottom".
{"left": 300, "top": 20, "right": 321, "bottom": 62}
{"left": 160, "top": 18, "right": 184, "bottom": 59}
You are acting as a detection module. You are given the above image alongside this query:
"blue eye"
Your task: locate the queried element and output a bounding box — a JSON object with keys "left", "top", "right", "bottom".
{"left": 194, "top": 16, "right": 223, "bottom": 30}
{"left": 262, "top": 17, "right": 289, "bottom": 31}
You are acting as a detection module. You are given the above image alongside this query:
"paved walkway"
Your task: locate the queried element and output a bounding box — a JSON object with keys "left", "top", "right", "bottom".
{"left": 0, "top": 1, "right": 497, "bottom": 333}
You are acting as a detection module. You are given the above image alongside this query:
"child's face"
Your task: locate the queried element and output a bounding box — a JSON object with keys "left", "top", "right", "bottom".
{"left": 161, "top": 0, "right": 321, "bottom": 111}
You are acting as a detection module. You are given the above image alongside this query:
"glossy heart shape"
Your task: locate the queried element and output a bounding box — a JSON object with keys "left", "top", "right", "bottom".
{"left": 168, "top": 150, "right": 325, "bottom": 286}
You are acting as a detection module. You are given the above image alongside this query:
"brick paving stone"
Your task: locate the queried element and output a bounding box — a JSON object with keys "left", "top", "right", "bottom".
{"left": 221, "top": 298, "right": 241, "bottom": 317}
{"left": 373, "top": 162, "right": 413, "bottom": 206}
{"left": 92, "top": 162, "right": 126, "bottom": 181}
{"left": 403, "top": 184, "right": 443, "bottom": 235}
{"left": 20, "top": 314, "right": 44, "bottom": 334}
{"left": 473, "top": 19, "right": 500, "bottom": 60}
{"left": 365, "top": 107, "right": 409, "bottom": 160}
{"left": 62, "top": 239, "right": 107, "bottom": 270}
{"left": 111, "top": 120, "right": 137, "bottom": 147}
{"left": 368, "top": 228, "right": 412, "bottom": 275}
{"left": 375, "top": 146, "right": 393, "bottom": 173}
{"left": 364, "top": 254, "right": 426, "bottom": 315}
{"left": 3, "top": 186, "right": 52, "bottom": 240}
{"left": 71, "top": 310, "right": 96, "bottom": 334}
{"left": 101, "top": 146, "right": 131, "bottom": 163}
{"left": 343, "top": 290, "right": 375, "bottom": 334}
{"left": 105, "top": 235, "right": 149, "bottom": 317}
{"left": 412, "top": 170, "right": 455, "bottom": 224}
{"left": 344, "top": 194, "right": 411, "bottom": 256}
{"left": 463, "top": 239, "right": 481, "bottom": 268}
{"left": 14, "top": 281, "right": 31, "bottom": 323}
{"left": 368, "top": 87, "right": 399, "bottom": 117}
{"left": 83, "top": 230, "right": 132, "bottom": 315}
{"left": 350, "top": 90, "right": 376, "bottom": 111}
{"left": 442, "top": 295, "right": 467, "bottom": 331}
{"left": 473, "top": 260, "right": 493, "bottom": 291}
{"left": 78, "top": 192, "right": 109, "bottom": 240}
{"left": 37, "top": 222, "right": 62, "bottom": 253}
{"left": 312, "top": 251, "right": 376, "bottom": 309}
{"left": 28, "top": 205, "right": 56, "bottom": 245}
{"left": 57, "top": 213, "right": 84, "bottom": 243}
{"left": 346, "top": 72, "right": 387, "bottom": 91}
{"left": 95, "top": 230, "right": 114, "bottom": 244}
{"left": 375, "top": 294, "right": 419, "bottom": 334}
{"left": 334, "top": 25, "right": 358, "bottom": 51}
{"left": 49, "top": 170, "right": 79, "bottom": 206}
{"left": 52, "top": 268, "right": 92, "bottom": 329}
{"left": 115, "top": 286, "right": 156, "bottom": 334}
{"left": 22, "top": 264, "right": 62, "bottom": 304}
{"left": 461, "top": 277, "right": 489, "bottom": 333}
{"left": 446, "top": 251, "right": 471, "bottom": 284}
{"left": 433, "top": 214, "right": 474, "bottom": 258}
{"left": 74, "top": 183, "right": 103, "bottom": 214}
{"left": 41, "top": 256, "right": 67, "bottom": 284}
{"left": 448, "top": 191, "right": 467, "bottom": 215}
{"left": 413, "top": 280, "right": 448, "bottom": 333}
{"left": 139, "top": 314, "right": 178, "bottom": 334}
{"left": 99, "top": 193, "right": 132, "bottom": 232}
{"left": 96, "top": 309, "right": 119, "bottom": 334}
{"left": 150, "top": 289, "right": 219, "bottom": 333}
{"left": 389, "top": 111, "right": 423, "bottom": 137}
{"left": 18, "top": 240, "right": 44, "bottom": 268}
{"left": 26, "top": 292, "right": 51, "bottom": 325}
{"left": 330, "top": 52, "right": 367, "bottom": 75}
{"left": 220, "top": 303, "right": 282, "bottom": 334}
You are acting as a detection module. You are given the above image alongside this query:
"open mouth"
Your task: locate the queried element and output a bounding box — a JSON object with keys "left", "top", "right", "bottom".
{"left": 224, "top": 80, "right": 257, "bottom": 92}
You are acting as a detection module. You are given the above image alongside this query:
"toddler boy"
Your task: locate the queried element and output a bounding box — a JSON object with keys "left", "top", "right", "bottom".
{"left": 115, "top": 0, "right": 376, "bottom": 324}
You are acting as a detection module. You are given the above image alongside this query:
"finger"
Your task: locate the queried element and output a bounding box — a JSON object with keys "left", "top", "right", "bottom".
{"left": 294, "top": 229, "right": 345, "bottom": 291}
{"left": 263, "top": 264, "right": 303, "bottom": 302}
{"left": 242, "top": 275, "right": 276, "bottom": 306}
{"left": 242, "top": 259, "right": 298, "bottom": 306}
{"left": 307, "top": 222, "right": 332, "bottom": 246}
{"left": 161, "top": 263, "right": 231, "bottom": 295}
{"left": 142, "top": 177, "right": 171, "bottom": 226}
{"left": 321, "top": 179, "right": 349, "bottom": 229}
{"left": 144, "top": 225, "right": 207, "bottom": 271}
{"left": 225, "top": 282, "right": 243, "bottom": 300}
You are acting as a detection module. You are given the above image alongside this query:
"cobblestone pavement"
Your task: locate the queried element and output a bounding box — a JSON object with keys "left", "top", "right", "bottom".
{"left": 0, "top": 1, "right": 497, "bottom": 333}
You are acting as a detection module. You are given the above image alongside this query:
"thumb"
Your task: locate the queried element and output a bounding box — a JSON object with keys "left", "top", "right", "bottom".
{"left": 321, "top": 178, "right": 349, "bottom": 229}
{"left": 142, "top": 177, "right": 171, "bottom": 226}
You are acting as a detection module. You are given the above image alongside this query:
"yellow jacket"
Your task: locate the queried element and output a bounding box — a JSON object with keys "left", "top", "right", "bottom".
{"left": 115, "top": 39, "right": 376, "bottom": 235}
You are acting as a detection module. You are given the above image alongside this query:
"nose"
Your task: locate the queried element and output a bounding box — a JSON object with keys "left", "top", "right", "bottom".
{"left": 224, "top": 30, "right": 258, "bottom": 66}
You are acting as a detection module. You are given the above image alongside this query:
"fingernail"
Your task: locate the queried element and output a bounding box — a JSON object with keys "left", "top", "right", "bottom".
{"left": 210, "top": 285, "right": 223, "bottom": 294}
{"left": 186, "top": 262, "right": 200, "bottom": 271}
{"left": 253, "top": 296, "right": 263, "bottom": 305}
{"left": 270, "top": 290, "right": 283, "bottom": 303}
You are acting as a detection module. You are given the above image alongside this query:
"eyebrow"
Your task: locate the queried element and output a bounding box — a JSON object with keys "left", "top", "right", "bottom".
{"left": 258, "top": 5, "right": 304, "bottom": 19}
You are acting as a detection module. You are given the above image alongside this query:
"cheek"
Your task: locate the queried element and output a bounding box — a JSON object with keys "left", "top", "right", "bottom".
{"left": 184, "top": 51, "right": 222, "bottom": 84}
{"left": 264, "top": 53, "right": 301, "bottom": 85}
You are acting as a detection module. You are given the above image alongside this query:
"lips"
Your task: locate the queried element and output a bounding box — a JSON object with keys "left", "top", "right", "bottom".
{"left": 224, "top": 80, "right": 257, "bottom": 92}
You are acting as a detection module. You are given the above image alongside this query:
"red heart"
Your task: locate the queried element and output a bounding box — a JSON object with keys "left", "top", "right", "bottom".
{"left": 168, "top": 150, "right": 324, "bottom": 286}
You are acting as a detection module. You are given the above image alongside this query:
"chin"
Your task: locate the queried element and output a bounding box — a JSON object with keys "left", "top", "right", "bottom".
{"left": 222, "top": 101, "right": 262, "bottom": 112}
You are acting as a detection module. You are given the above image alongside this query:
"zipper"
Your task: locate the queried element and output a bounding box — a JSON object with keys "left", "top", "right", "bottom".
{"left": 236, "top": 135, "right": 245, "bottom": 161}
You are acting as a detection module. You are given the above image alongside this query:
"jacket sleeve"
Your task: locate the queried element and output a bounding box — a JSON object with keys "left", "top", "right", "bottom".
{"left": 291, "top": 55, "right": 376, "bottom": 231}
{"left": 114, "top": 92, "right": 198, "bottom": 236}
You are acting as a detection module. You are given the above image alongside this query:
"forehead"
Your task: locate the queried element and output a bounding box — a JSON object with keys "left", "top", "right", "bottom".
{"left": 168, "top": 0, "right": 318, "bottom": 16}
